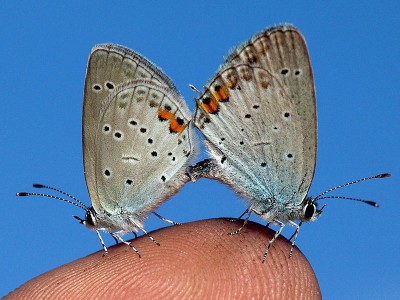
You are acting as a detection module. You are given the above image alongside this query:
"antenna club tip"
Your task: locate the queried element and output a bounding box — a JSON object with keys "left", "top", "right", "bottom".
{"left": 378, "top": 173, "right": 391, "bottom": 178}
{"left": 16, "top": 192, "right": 29, "bottom": 196}
{"left": 366, "top": 201, "right": 379, "bottom": 207}
{"left": 33, "top": 184, "right": 45, "bottom": 188}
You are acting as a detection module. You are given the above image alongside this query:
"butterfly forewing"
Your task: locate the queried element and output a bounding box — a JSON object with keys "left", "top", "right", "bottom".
{"left": 194, "top": 25, "right": 316, "bottom": 206}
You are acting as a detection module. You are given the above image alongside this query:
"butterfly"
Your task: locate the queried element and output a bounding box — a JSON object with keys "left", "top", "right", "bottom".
{"left": 187, "top": 24, "right": 390, "bottom": 261}
{"left": 17, "top": 44, "right": 198, "bottom": 255}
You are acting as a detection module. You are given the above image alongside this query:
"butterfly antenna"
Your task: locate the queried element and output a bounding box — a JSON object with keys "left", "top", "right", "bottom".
{"left": 316, "top": 196, "right": 379, "bottom": 207}
{"left": 31, "top": 184, "right": 88, "bottom": 209}
{"left": 16, "top": 185, "right": 88, "bottom": 211}
{"left": 314, "top": 173, "right": 390, "bottom": 206}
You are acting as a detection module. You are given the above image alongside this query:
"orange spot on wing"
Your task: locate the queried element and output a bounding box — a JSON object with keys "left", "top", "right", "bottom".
{"left": 200, "top": 95, "right": 219, "bottom": 114}
{"left": 158, "top": 109, "right": 187, "bottom": 133}
{"left": 213, "top": 85, "right": 230, "bottom": 102}
{"left": 158, "top": 109, "right": 173, "bottom": 121}
{"left": 170, "top": 118, "right": 186, "bottom": 133}
{"left": 200, "top": 84, "right": 231, "bottom": 114}
{"left": 227, "top": 79, "right": 237, "bottom": 89}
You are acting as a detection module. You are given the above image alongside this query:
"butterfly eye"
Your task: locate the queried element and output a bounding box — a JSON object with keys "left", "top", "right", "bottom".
{"left": 304, "top": 202, "right": 316, "bottom": 220}
{"left": 85, "top": 210, "right": 97, "bottom": 227}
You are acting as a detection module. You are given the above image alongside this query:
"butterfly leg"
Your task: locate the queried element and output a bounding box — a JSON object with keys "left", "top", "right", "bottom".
{"left": 130, "top": 219, "right": 161, "bottom": 246}
{"left": 109, "top": 233, "right": 119, "bottom": 245}
{"left": 139, "top": 227, "right": 160, "bottom": 246}
{"left": 152, "top": 211, "right": 181, "bottom": 225}
{"left": 95, "top": 230, "right": 109, "bottom": 255}
{"left": 262, "top": 220, "right": 285, "bottom": 263}
{"left": 110, "top": 232, "right": 141, "bottom": 257}
{"left": 229, "top": 208, "right": 250, "bottom": 222}
{"left": 287, "top": 221, "right": 303, "bottom": 257}
{"left": 229, "top": 208, "right": 252, "bottom": 235}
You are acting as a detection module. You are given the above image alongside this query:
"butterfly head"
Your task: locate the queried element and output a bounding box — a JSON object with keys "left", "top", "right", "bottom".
{"left": 299, "top": 173, "right": 390, "bottom": 222}
{"left": 299, "top": 196, "right": 325, "bottom": 222}
{"left": 73, "top": 207, "right": 98, "bottom": 229}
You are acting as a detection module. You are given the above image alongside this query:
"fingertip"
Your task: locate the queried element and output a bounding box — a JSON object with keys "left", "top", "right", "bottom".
{"left": 6, "top": 219, "right": 320, "bottom": 299}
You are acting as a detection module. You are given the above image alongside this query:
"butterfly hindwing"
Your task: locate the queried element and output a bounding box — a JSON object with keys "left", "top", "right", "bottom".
{"left": 83, "top": 44, "right": 197, "bottom": 219}
{"left": 94, "top": 80, "right": 195, "bottom": 217}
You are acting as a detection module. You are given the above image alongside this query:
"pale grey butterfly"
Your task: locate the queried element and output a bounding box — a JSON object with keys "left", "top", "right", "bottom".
{"left": 17, "top": 44, "right": 198, "bottom": 255}
{"left": 187, "top": 24, "right": 390, "bottom": 261}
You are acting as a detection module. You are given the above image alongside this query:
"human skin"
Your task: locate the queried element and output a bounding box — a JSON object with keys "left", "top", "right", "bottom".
{"left": 5, "top": 219, "right": 321, "bottom": 299}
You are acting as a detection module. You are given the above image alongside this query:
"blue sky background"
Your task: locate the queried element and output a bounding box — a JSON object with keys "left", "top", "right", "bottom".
{"left": 1, "top": 1, "right": 399, "bottom": 298}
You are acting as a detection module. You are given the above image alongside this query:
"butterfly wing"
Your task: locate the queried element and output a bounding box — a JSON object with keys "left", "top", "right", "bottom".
{"left": 83, "top": 44, "right": 196, "bottom": 218}
{"left": 192, "top": 25, "right": 316, "bottom": 214}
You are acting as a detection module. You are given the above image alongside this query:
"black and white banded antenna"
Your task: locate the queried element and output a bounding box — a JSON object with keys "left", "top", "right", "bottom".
{"left": 16, "top": 183, "right": 88, "bottom": 211}
{"left": 313, "top": 173, "right": 391, "bottom": 207}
